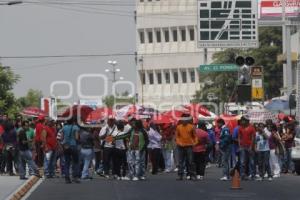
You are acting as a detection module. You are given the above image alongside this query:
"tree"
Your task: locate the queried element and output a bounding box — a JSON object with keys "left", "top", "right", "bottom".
{"left": 103, "top": 95, "right": 135, "bottom": 108}
{"left": 17, "top": 89, "right": 43, "bottom": 108}
{"left": 194, "top": 27, "right": 283, "bottom": 102}
{"left": 0, "top": 65, "right": 20, "bottom": 117}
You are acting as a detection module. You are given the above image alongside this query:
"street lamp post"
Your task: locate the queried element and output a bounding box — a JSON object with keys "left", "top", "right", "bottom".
{"left": 106, "top": 60, "right": 122, "bottom": 83}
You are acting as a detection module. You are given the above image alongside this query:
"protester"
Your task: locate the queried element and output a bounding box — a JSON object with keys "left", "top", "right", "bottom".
{"left": 217, "top": 118, "right": 232, "bottom": 181}
{"left": 193, "top": 121, "right": 209, "bottom": 180}
{"left": 79, "top": 126, "right": 94, "bottom": 180}
{"left": 161, "top": 123, "right": 175, "bottom": 173}
{"left": 268, "top": 122, "right": 282, "bottom": 178}
{"left": 2, "top": 120, "right": 18, "bottom": 176}
{"left": 147, "top": 123, "right": 162, "bottom": 175}
{"left": 0, "top": 120, "right": 5, "bottom": 174}
{"left": 115, "top": 119, "right": 149, "bottom": 181}
{"left": 175, "top": 114, "right": 197, "bottom": 180}
{"left": 61, "top": 118, "right": 80, "bottom": 184}
{"left": 255, "top": 123, "right": 272, "bottom": 181}
{"left": 238, "top": 116, "right": 256, "bottom": 180}
{"left": 34, "top": 116, "right": 46, "bottom": 168}
{"left": 206, "top": 123, "right": 216, "bottom": 166}
{"left": 112, "top": 121, "right": 129, "bottom": 180}
{"left": 17, "top": 121, "right": 40, "bottom": 180}
{"left": 281, "top": 122, "right": 295, "bottom": 173}
{"left": 99, "top": 116, "right": 117, "bottom": 178}
{"left": 42, "top": 120, "right": 58, "bottom": 178}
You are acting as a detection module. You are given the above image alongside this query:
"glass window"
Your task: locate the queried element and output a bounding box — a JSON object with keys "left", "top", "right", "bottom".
{"left": 149, "top": 72, "right": 154, "bottom": 84}
{"left": 139, "top": 31, "right": 145, "bottom": 44}
{"left": 181, "top": 29, "right": 186, "bottom": 41}
{"left": 189, "top": 28, "right": 195, "bottom": 41}
{"left": 181, "top": 71, "right": 187, "bottom": 83}
{"left": 156, "top": 30, "right": 161, "bottom": 43}
{"left": 157, "top": 72, "right": 162, "bottom": 84}
{"left": 165, "top": 71, "right": 170, "bottom": 84}
{"left": 172, "top": 29, "right": 178, "bottom": 42}
{"left": 190, "top": 70, "right": 195, "bottom": 82}
{"left": 164, "top": 30, "right": 169, "bottom": 42}
{"left": 173, "top": 71, "right": 178, "bottom": 84}
{"left": 148, "top": 31, "right": 153, "bottom": 43}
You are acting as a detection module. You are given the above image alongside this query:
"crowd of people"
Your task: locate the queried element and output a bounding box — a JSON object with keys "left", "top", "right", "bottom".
{"left": 0, "top": 112, "right": 298, "bottom": 184}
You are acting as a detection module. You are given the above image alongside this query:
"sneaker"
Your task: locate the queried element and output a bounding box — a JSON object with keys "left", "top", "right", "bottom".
{"left": 65, "top": 177, "right": 72, "bottom": 184}
{"left": 122, "top": 176, "right": 130, "bottom": 181}
{"left": 140, "top": 176, "right": 146, "bottom": 181}
{"left": 104, "top": 175, "right": 110, "bottom": 179}
{"left": 220, "top": 176, "right": 229, "bottom": 181}
{"left": 132, "top": 177, "right": 139, "bottom": 181}
{"left": 273, "top": 174, "right": 280, "bottom": 178}
{"left": 267, "top": 177, "right": 273, "bottom": 181}
{"left": 174, "top": 168, "right": 179, "bottom": 172}
{"left": 264, "top": 174, "right": 268, "bottom": 178}
{"left": 73, "top": 178, "right": 81, "bottom": 184}
{"left": 199, "top": 176, "right": 204, "bottom": 180}
{"left": 255, "top": 177, "right": 263, "bottom": 181}
{"left": 196, "top": 175, "right": 201, "bottom": 180}
{"left": 186, "top": 176, "right": 191, "bottom": 180}
{"left": 20, "top": 177, "right": 28, "bottom": 180}
{"left": 206, "top": 163, "right": 211, "bottom": 169}
{"left": 164, "top": 169, "right": 171, "bottom": 173}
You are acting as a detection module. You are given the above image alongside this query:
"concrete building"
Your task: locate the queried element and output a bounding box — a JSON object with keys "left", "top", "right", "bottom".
{"left": 135, "top": 0, "right": 217, "bottom": 110}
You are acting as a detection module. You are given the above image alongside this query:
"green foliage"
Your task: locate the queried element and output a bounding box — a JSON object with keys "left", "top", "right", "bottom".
{"left": 17, "top": 89, "right": 43, "bottom": 108}
{"left": 0, "top": 65, "right": 20, "bottom": 117}
{"left": 194, "top": 27, "right": 283, "bottom": 102}
{"left": 103, "top": 95, "right": 135, "bottom": 108}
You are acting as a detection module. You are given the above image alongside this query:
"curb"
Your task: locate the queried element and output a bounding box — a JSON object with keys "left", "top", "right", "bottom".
{"left": 9, "top": 176, "right": 40, "bottom": 200}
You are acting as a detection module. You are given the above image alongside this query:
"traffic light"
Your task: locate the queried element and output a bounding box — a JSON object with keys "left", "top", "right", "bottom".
{"left": 236, "top": 56, "right": 254, "bottom": 85}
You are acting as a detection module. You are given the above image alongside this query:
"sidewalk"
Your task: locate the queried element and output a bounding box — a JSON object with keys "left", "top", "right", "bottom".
{"left": 0, "top": 176, "right": 25, "bottom": 200}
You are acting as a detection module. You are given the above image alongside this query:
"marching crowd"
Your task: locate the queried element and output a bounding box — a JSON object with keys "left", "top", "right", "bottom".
{"left": 0, "top": 113, "right": 298, "bottom": 184}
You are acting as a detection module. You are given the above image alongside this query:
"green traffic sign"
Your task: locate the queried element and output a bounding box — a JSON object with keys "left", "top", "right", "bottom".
{"left": 199, "top": 64, "right": 238, "bottom": 73}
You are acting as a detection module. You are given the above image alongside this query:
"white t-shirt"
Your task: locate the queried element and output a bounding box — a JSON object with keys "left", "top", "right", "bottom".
{"left": 256, "top": 129, "right": 271, "bottom": 152}
{"left": 99, "top": 125, "right": 118, "bottom": 148}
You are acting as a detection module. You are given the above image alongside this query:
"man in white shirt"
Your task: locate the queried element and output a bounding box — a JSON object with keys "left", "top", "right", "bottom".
{"left": 99, "top": 116, "right": 117, "bottom": 178}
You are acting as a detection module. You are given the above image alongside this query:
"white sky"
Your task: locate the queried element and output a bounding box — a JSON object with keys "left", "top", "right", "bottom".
{"left": 0, "top": 0, "right": 136, "bottom": 102}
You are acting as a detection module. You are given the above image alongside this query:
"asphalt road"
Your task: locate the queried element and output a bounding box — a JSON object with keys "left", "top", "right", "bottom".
{"left": 27, "top": 167, "right": 300, "bottom": 200}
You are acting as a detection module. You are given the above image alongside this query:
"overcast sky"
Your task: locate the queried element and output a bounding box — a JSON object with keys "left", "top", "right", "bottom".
{"left": 0, "top": 0, "right": 136, "bottom": 102}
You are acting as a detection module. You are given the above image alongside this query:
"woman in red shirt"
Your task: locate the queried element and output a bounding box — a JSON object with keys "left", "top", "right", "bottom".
{"left": 193, "top": 121, "right": 209, "bottom": 180}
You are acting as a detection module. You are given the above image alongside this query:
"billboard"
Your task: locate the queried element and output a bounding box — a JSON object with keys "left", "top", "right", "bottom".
{"left": 260, "top": 0, "right": 300, "bottom": 18}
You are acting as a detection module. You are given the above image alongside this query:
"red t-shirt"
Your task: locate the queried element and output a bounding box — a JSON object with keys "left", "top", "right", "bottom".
{"left": 239, "top": 125, "right": 256, "bottom": 148}
{"left": 0, "top": 125, "right": 4, "bottom": 150}
{"left": 44, "top": 126, "right": 57, "bottom": 151}
{"left": 35, "top": 122, "right": 44, "bottom": 142}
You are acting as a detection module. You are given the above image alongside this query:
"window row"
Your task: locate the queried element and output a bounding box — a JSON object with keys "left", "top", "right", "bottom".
{"left": 141, "top": 69, "right": 196, "bottom": 85}
{"left": 140, "top": 0, "right": 160, "bottom": 2}
{"left": 139, "top": 26, "right": 195, "bottom": 44}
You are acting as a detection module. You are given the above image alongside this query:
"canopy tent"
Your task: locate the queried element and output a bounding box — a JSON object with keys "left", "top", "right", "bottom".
{"left": 21, "top": 107, "right": 48, "bottom": 118}
{"left": 245, "top": 109, "right": 278, "bottom": 124}
{"left": 59, "top": 105, "right": 93, "bottom": 121}
{"left": 265, "top": 99, "right": 289, "bottom": 112}
{"left": 85, "top": 107, "right": 114, "bottom": 123}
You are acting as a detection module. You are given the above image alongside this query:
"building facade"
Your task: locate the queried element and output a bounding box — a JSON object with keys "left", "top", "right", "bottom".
{"left": 136, "top": 0, "right": 218, "bottom": 110}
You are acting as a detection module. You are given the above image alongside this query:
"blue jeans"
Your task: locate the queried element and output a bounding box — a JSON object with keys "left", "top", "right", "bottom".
{"left": 177, "top": 146, "right": 193, "bottom": 177}
{"left": 44, "top": 150, "right": 56, "bottom": 177}
{"left": 240, "top": 148, "right": 255, "bottom": 178}
{"left": 162, "top": 149, "right": 173, "bottom": 171}
{"left": 80, "top": 148, "right": 94, "bottom": 178}
{"left": 127, "top": 150, "right": 145, "bottom": 178}
{"left": 283, "top": 147, "right": 294, "bottom": 172}
{"left": 64, "top": 146, "right": 80, "bottom": 179}
{"left": 221, "top": 147, "right": 231, "bottom": 178}
{"left": 18, "top": 150, "right": 39, "bottom": 178}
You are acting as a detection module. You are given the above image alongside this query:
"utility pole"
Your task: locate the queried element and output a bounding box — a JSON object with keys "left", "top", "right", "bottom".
{"left": 138, "top": 56, "right": 144, "bottom": 106}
